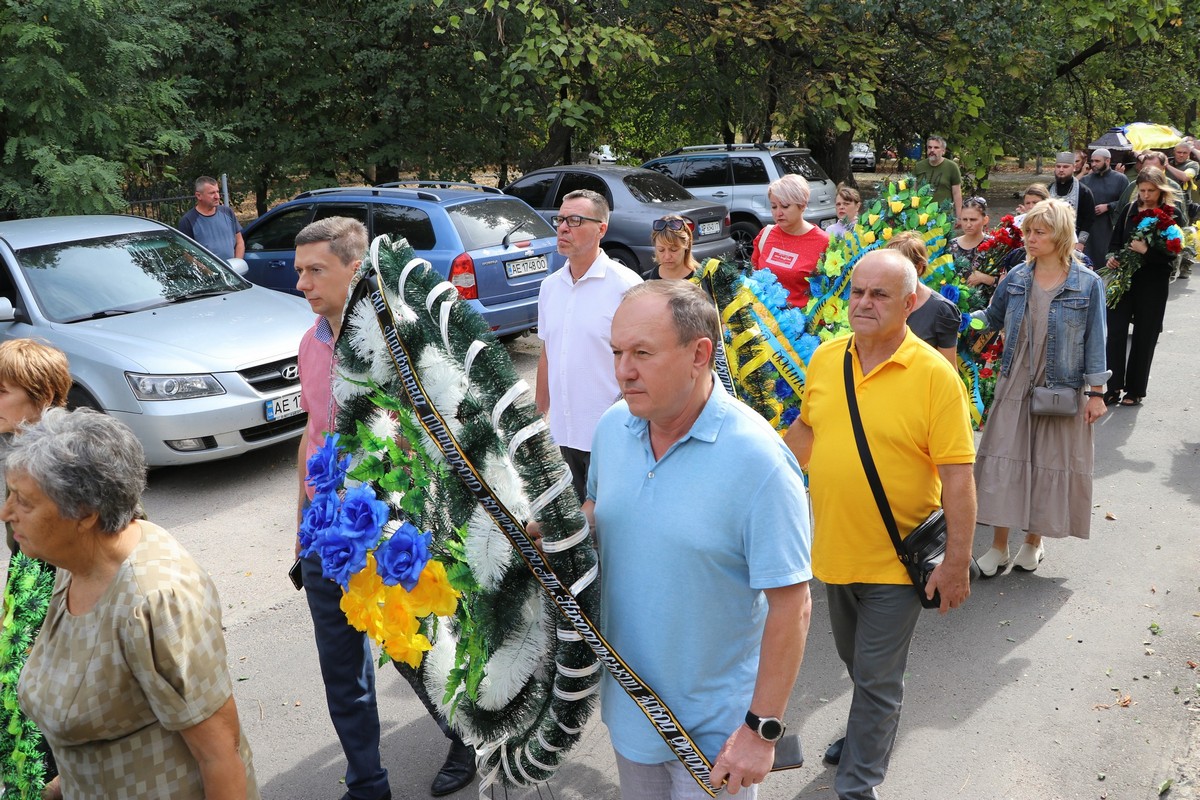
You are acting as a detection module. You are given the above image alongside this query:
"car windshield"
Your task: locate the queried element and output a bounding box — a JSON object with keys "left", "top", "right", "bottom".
{"left": 774, "top": 152, "right": 831, "bottom": 183}
{"left": 852, "top": 143, "right": 870, "bottom": 152}
{"left": 446, "top": 198, "right": 556, "bottom": 250}
{"left": 15, "top": 231, "right": 248, "bottom": 323}
{"left": 623, "top": 172, "right": 692, "bottom": 203}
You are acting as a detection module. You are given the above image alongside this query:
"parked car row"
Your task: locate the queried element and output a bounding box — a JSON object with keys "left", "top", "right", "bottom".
{"left": 0, "top": 142, "right": 840, "bottom": 467}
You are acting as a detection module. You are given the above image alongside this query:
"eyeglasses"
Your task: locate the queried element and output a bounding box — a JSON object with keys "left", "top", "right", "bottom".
{"left": 551, "top": 214, "right": 603, "bottom": 228}
{"left": 963, "top": 196, "right": 988, "bottom": 210}
{"left": 652, "top": 218, "right": 687, "bottom": 232}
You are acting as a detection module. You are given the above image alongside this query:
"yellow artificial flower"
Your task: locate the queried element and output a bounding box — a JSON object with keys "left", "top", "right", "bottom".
{"left": 882, "top": 227, "right": 893, "bottom": 241}
{"left": 341, "top": 555, "right": 386, "bottom": 638}
{"left": 384, "top": 630, "right": 432, "bottom": 668}
{"left": 862, "top": 231, "right": 876, "bottom": 245}
{"left": 918, "top": 213, "right": 928, "bottom": 226}
{"left": 868, "top": 214, "right": 880, "bottom": 226}
{"left": 898, "top": 180, "right": 907, "bottom": 191}
{"left": 911, "top": 196, "right": 920, "bottom": 208}
{"left": 889, "top": 200, "right": 904, "bottom": 214}
{"left": 407, "top": 560, "right": 460, "bottom": 618}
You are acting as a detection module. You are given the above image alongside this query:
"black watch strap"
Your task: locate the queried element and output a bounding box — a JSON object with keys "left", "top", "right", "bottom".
{"left": 1084, "top": 391, "right": 1104, "bottom": 398}
{"left": 745, "top": 710, "right": 786, "bottom": 742}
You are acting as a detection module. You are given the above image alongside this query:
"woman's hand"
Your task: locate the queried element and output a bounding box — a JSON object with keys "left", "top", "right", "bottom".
{"left": 1105, "top": 257, "right": 1119, "bottom": 269}
{"left": 41, "top": 775, "right": 63, "bottom": 800}
{"left": 1084, "top": 395, "right": 1107, "bottom": 424}
{"left": 966, "top": 271, "right": 994, "bottom": 287}
{"left": 1130, "top": 239, "right": 1149, "bottom": 254}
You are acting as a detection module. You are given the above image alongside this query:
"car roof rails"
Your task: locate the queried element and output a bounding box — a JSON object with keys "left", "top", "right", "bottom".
{"left": 294, "top": 186, "right": 444, "bottom": 202}
{"left": 374, "top": 180, "right": 503, "bottom": 195}
{"left": 659, "top": 143, "right": 775, "bottom": 156}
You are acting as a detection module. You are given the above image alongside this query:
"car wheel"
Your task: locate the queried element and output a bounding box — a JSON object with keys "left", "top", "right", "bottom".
{"left": 67, "top": 385, "right": 103, "bottom": 412}
{"left": 603, "top": 245, "right": 640, "bottom": 273}
{"left": 730, "top": 221, "right": 761, "bottom": 264}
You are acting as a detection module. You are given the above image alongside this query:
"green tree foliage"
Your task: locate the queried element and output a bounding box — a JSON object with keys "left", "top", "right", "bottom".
{"left": 1, "top": 0, "right": 1195, "bottom": 217}
{"left": 0, "top": 0, "right": 207, "bottom": 216}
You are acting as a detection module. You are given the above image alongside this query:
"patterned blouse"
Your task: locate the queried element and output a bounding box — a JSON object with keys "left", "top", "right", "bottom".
{"left": 18, "top": 521, "right": 259, "bottom": 799}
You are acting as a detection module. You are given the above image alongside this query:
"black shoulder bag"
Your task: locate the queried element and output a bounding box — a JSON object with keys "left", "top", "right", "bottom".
{"left": 842, "top": 341, "right": 977, "bottom": 609}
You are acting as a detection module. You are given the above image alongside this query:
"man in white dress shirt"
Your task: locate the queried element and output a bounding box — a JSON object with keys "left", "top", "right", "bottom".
{"left": 536, "top": 189, "right": 643, "bottom": 500}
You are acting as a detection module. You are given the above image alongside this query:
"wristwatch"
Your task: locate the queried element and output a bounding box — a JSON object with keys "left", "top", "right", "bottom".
{"left": 1084, "top": 391, "right": 1105, "bottom": 398}
{"left": 745, "top": 710, "right": 787, "bottom": 742}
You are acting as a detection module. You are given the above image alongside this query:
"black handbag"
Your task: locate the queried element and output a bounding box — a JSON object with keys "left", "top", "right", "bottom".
{"left": 842, "top": 341, "right": 977, "bottom": 609}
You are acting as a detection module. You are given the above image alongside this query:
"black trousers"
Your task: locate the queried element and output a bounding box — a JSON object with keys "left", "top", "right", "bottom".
{"left": 559, "top": 446, "right": 591, "bottom": 504}
{"left": 1106, "top": 264, "right": 1170, "bottom": 398}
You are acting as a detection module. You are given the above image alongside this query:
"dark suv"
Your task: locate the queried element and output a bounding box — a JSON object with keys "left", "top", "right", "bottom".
{"left": 503, "top": 165, "right": 734, "bottom": 275}
{"left": 240, "top": 183, "right": 563, "bottom": 337}
{"left": 642, "top": 145, "right": 838, "bottom": 261}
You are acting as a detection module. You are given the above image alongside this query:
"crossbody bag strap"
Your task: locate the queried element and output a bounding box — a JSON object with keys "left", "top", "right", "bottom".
{"left": 842, "top": 340, "right": 909, "bottom": 564}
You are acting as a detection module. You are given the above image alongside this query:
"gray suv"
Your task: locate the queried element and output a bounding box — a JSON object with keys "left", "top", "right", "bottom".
{"left": 642, "top": 145, "right": 838, "bottom": 261}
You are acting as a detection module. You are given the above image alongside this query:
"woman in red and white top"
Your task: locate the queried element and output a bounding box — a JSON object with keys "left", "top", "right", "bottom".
{"left": 750, "top": 173, "right": 830, "bottom": 309}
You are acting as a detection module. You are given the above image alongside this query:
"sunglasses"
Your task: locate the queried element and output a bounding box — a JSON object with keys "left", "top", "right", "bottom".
{"left": 652, "top": 218, "right": 688, "bottom": 232}
{"left": 552, "top": 214, "right": 603, "bottom": 228}
{"left": 963, "top": 196, "right": 988, "bottom": 210}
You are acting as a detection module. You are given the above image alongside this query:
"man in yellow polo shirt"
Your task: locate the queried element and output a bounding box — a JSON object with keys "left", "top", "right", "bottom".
{"left": 785, "top": 250, "right": 977, "bottom": 800}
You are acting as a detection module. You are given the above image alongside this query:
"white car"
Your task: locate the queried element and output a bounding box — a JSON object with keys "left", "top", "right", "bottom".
{"left": 0, "top": 215, "right": 316, "bottom": 466}
{"left": 588, "top": 145, "right": 618, "bottom": 165}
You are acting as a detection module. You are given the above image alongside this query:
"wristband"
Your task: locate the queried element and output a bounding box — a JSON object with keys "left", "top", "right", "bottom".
{"left": 1084, "top": 391, "right": 1104, "bottom": 398}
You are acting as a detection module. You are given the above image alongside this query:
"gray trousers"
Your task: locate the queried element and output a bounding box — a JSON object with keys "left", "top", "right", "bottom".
{"left": 614, "top": 751, "right": 755, "bottom": 800}
{"left": 827, "top": 583, "right": 922, "bottom": 800}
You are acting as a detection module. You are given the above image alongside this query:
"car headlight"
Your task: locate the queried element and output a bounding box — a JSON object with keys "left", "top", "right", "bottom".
{"left": 126, "top": 373, "right": 225, "bottom": 401}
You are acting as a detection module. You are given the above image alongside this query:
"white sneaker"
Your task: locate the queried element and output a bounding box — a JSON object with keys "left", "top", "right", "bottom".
{"left": 1012, "top": 542, "right": 1045, "bottom": 572}
{"left": 976, "top": 547, "right": 1010, "bottom": 578}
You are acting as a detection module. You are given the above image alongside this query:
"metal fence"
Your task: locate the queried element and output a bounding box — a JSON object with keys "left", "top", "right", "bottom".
{"left": 124, "top": 181, "right": 193, "bottom": 225}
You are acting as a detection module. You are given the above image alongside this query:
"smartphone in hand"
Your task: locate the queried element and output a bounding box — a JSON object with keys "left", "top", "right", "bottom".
{"left": 289, "top": 558, "right": 303, "bottom": 591}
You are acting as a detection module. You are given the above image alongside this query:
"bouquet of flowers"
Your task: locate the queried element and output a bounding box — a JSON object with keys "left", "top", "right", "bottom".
{"left": 1099, "top": 207, "right": 1184, "bottom": 308}
{"left": 301, "top": 424, "right": 462, "bottom": 668}
{"left": 974, "top": 214, "right": 1023, "bottom": 279}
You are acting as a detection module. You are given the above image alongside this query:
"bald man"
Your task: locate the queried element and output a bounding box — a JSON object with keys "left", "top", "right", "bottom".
{"left": 786, "top": 251, "right": 976, "bottom": 800}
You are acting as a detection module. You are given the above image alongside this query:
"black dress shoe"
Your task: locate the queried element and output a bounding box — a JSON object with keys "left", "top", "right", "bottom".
{"left": 823, "top": 736, "right": 845, "bottom": 765}
{"left": 431, "top": 741, "right": 477, "bottom": 797}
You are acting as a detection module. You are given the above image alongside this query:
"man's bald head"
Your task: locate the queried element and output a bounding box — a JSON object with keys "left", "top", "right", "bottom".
{"left": 848, "top": 250, "right": 919, "bottom": 342}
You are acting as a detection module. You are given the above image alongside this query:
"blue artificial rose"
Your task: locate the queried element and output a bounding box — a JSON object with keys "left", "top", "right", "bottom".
{"left": 375, "top": 521, "right": 433, "bottom": 591}
{"left": 781, "top": 406, "right": 801, "bottom": 426}
{"left": 337, "top": 484, "right": 389, "bottom": 546}
{"left": 939, "top": 284, "right": 960, "bottom": 304}
{"left": 299, "top": 491, "right": 340, "bottom": 553}
{"left": 306, "top": 433, "right": 350, "bottom": 495}
{"left": 775, "top": 377, "right": 795, "bottom": 400}
{"left": 958, "top": 312, "right": 970, "bottom": 333}
{"left": 312, "top": 530, "right": 369, "bottom": 589}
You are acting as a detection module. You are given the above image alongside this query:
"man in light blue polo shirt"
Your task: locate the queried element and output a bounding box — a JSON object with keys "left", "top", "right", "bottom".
{"left": 587, "top": 280, "right": 813, "bottom": 798}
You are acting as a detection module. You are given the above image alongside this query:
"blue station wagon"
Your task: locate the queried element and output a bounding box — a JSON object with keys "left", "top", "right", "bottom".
{"left": 240, "top": 183, "right": 565, "bottom": 337}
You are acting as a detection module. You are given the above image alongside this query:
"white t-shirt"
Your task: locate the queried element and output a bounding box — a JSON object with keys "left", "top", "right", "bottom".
{"left": 537, "top": 251, "right": 643, "bottom": 451}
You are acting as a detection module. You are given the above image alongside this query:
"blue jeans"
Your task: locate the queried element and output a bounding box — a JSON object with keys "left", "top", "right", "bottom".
{"left": 302, "top": 554, "right": 462, "bottom": 799}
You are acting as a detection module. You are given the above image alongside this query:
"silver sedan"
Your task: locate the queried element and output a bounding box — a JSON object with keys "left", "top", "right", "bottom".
{"left": 0, "top": 215, "right": 316, "bottom": 466}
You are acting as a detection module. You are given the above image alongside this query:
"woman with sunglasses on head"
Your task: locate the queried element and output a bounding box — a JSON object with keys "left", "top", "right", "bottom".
{"left": 751, "top": 174, "right": 830, "bottom": 309}
{"left": 950, "top": 196, "right": 992, "bottom": 285}
{"left": 647, "top": 215, "right": 700, "bottom": 280}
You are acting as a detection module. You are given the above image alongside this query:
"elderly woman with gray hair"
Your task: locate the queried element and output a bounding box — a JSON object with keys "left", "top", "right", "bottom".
{"left": 2, "top": 408, "right": 258, "bottom": 800}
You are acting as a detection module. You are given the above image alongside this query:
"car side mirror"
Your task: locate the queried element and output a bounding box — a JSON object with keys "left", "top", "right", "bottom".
{"left": 0, "top": 298, "right": 14, "bottom": 322}
{"left": 226, "top": 257, "right": 250, "bottom": 276}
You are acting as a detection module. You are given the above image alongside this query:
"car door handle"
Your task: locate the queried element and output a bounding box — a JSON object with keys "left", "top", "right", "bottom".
{"left": 711, "top": 191, "right": 729, "bottom": 197}
{"left": 268, "top": 260, "right": 288, "bottom": 268}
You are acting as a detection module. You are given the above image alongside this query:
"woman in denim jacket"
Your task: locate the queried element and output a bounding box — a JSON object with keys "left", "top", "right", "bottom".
{"left": 970, "top": 199, "right": 1111, "bottom": 577}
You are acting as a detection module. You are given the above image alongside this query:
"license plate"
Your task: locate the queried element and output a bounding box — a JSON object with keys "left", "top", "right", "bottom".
{"left": 505, "top": 255, "right": 548, "bottom": 278}
{"left": 265, "top": 391, "right": 304, "bottom": 422}
{"left": 699, "top": 221, "right": 720, "bottom": 236}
